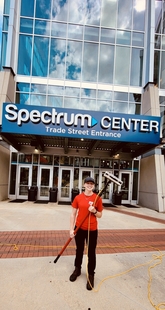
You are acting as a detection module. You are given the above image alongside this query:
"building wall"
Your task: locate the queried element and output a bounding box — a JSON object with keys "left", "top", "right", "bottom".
{"left": 0, "top": 144, "right": 10, "bottom": 200}
{"left": 0, "top": 68, "right": 15, "bottom": 201}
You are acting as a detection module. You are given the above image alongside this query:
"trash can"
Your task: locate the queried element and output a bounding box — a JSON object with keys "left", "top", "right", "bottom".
{"left": 28, "top": 186, "right": 38, "bottom": 201}
{"left": 112, "top": 192, "right": 122, "bottom": 205}
{"left": 71, "top": 188, "right": 79, "bottom": 202}
{"left": 49, "top": 187, "right": 58, "bottom": 202}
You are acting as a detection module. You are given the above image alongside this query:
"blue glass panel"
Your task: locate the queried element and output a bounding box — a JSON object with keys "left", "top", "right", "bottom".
{"left": 133, "top": 0, "right": 145, "bottom": 31}
{"left": 130, "top": 48, "right": 143, "bottom": 86}
{"left": 113, "top": 101, "right": 128, "bottom": 113}
{"left": 32, "top": 36, "right": 49, "bottom": 77}
{"left": 51, "top": 22, "right": 67, "bottom": 38}
{"left": 117, "top": 0, "right": 132, "bottom": 30}
{"left": 116, "top": 30, "right": 131, "bottom": 45}
{"left": 114, "top": 46, "right": 130, "bottom": 85}
{"left": 65, "top": 87, "right": 80, "bottom": 97}
{"left": 82, "top": 42, "right": 98, "bottom": 82}
{"left": 98, "top": 44, "right": 114, "bottom": 83}
{"left": 80, "top": 98, "right": 96, "bottom": 111}
{"left": 48, "top": 85, "right": 64, "bottom": 95}
{"left": 47, "top": 95, "right": 63, "bottom": 107}
{"left": 81, "top": 88, "right": 96, "bottom": 98}
{"left": 2, "top": 16, "right": 9, "bottom": 31}
{"left": 49, "top": 38, "right": 66, "bottom": 79}
{"left": 160, "top": 51, "right": 165, "bottom": 89}
{"left": 100, "top": 28, "right": 115, "bottom": 44}
{"left": 31, "top": 84, "right": 47, "bottom": 94}
{"left": 132, "top": 32, "right": 144, "bottom": 47}
{"left": 64, "top": 97, "right": 80, "bottom": 109}
{"left": 15, "top": 93, "right": 30, "bottom": 105}
{"left": 30, "top": 94, "right": 46, "bottom": 106}
{"left": 4, "top": 0, "right": 10, "bottom": 14}
{"left": 97, "top": 100, "right": 112, "bottom": 112}
{"left": 114, "top": 92, "right": 128, "bottom": 101}
{"left": 17, "top": 35, "right": 32, "bottom": 75}
{"left": 34, "top": 20, "right": 50, "bottom": 35}
{"left": 129, "top": 93, "right": 141, "bottom": 103}
{"left": 0, "top": 33, "right": 8, "bottom": 69}
{"left": 52, "top": 0, "right": 68, "bottom": 21}
{"left": 97, "top": 90, "right": 112, "bottom": 100}
{"left": 84, "top": 0, "right": 101, "bottom": 26}
{"left": 84, "top": 26, "right": 99, "bottom": 42}
{"left": 21, "top": 0, "right": 34, "bottom": 17}
{"left": 35, "top": 0, "right": 51, "bottom": 19}
{"left": 20, "top": 18, "right": 33, "bottom": 34}
{"left": 68, "top": 24, "right": 83, "bottom": 40}
{"left": 101, "top": 0, "right": 117, "bottom": 28}
{"left": 16, "top": 82, "right": 30, "bottom": 92}
{"left": 66, "top": 40, "right": 82, "bottom": 80}
{"left": 68, "top": 0, "right": 85, "bottom": 24}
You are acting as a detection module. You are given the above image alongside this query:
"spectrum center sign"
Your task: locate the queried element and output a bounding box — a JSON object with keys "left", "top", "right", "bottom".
{"left": 1, "top": 103, "right": 161, "bottom": 144}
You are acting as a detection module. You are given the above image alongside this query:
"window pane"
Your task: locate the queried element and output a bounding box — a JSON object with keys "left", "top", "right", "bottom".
{"left": 47, "top": 96, "right": 63, "bottom": 107}
{"left": 113, "top": 101, "right": 128, "bottom": 113}
{"left": 154, "top": 50, "right": 160, "bottom": 87}
{"left": 117, "top": 0, "right": 132, "bottom": 30}
{"left": 133, "top": 0, "right": 145, "bottom": 31}
{"left": 97, "top": 100, "right": 112, "bottom": 112}
{"left": 84, "top": 0, "right": 101, "bottom": 26}
{"left": 65, "top": 40, "right": 82, "bottom": 80}
{"left": 68, "top": 24, "right": 83, "bottom": 40}
{"left": 34, "top": 20, "right": 50, "bottom": 36}
{"left": 35, "top": 0, "right": 51, "bottom": 19}
{"left": 31, "top": 84, "right": 47, "bottom": 94}
{"left": 81, "top": 88, "right": 96, "bottom": 99}
{"left": 21, "top": 0, "right": 34, "bottom": 17}
{"left": 98, "top": 90, "right": 112, "bottom": 100}
{"left": 65, "top": 87, "right": 80, "bottom": 97}
{"left": 20, "top": 18, "right": 33, "bottom": 34}
{"left": 128, "top": 103, "right": 141, "bottom": 114}
{"left": 48, "top": 85, "right": 64, "bottom": 95}
{"left": 84, "top": 26, "right": 99, "bottom": 42}
{"left": 116, "top": 30, "right": 131, "bottom": 45}
{"left": 64, "top": 97, "right": 80, "bottom": 109}
{"left": 130, "top": 48, "right": 143, "bottom": 86}
{"left": 101, "top": 0, "right": 117, "bottom": 28}
{"left": 49, "top": 38, "right": 66, "bottom": 79}
{"left": 17, "top": 35, "right": 32, "bottom": 75}
{"left": 114, "top": 46, "right": 130, "bottom": 85}
{"left": 100, "top": 28, "right": 115, "bottom": 44}
{"left": 30, "top": 94, "right": 46, "bottom": 106}
{"left": 32, "top": 36, "right": 49, "bottom": 77}
{"left": 2, "top": 16, "right": 9, "bottom": 31}
{"left": 52, "top": 0, "right": 68, "bottom": 21}
{"left": 98, "top": 44, "right": 114, "bottom": 83}
{"left": 15, "top": 93, "right": 30, "bottom": 105}
{"left": 160, "top": 51, "right": 165, "bottom": 89}
{"left": 132, "top": 32, "right": 144, "bottom": 47}
{"left": 82, "top": 42, "right": 98, "bottom": 82}
{"left": 16, "top": 82, "right": 30, "bottom": 92}
{"left": 51, "top": 22, "right": 67, "bottom": 38}
{"left": 68, "top": 0, "right": 85, "bottom": 23}
{"left": 80, "top": 99, "right": 96, "bottom": 111}
{"left": 114, "top": 92, "right": 128, "bottom": 101}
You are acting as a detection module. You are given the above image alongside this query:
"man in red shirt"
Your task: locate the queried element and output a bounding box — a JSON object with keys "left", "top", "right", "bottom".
{"left": 69, "top": 176, "right": 103, "bottom": 290}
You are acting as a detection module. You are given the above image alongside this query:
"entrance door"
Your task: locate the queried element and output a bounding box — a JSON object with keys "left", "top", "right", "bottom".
{"left": 17, "top": 165, "right": 32, "bottom": 199}
{"left": 38, "top": 167, "right": 53, "bottom": 200}
{"left": 99, "top": 170, "right": 113, "bottom": 204}
{"left": 59, "top": 168, "right": 73, "bottom": 202}
{"left": 119, "top": 172, "right": 132, "bottom": 204}
{"left": 79, "top": 169, "right": 93, "bottom": 193}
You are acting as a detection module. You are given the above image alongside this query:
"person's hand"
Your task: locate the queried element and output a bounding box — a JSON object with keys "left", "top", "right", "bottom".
{"left": 70, "top": 229, "right": 75, "bottom": 238}
{"left": 88, "top": 206, "right": 96, "bottom": 213}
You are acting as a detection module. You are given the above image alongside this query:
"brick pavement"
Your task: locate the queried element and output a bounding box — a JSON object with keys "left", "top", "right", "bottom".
{"left": 0, "top": 208, "right": 165, "bottom": 259}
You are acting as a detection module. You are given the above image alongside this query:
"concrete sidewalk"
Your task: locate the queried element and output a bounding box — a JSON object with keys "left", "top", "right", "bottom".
{"left": 0, "top": 200, "right": 165, "bottom": 310}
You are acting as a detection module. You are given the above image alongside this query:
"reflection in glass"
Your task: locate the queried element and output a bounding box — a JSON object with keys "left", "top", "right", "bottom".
{"left": 114, "top": 46, "right": 130, "bottom": 85}
{"left": 48, "top": 85, "right": 64, "bottom": 95}
{"left": 81, "top": 88, "right": 96, "bottom": 98}
{"left": 40, "top": 168, "right": 50, "bottom": 197}
{"left": 133, "top": 0, "right": 145, "bottom": 31}
{"left": 35, "top": 0, "right": 51, "bottom": 19}
{"left": 20, "top": 18, "right": 33, "bottom": 34}
{"left": 97, "top": 100, "right": 112, "bottom": 112}
{"left": 154, "top": 50, "right": 160, "bottom": 87}
{"left": 98, "top": 90, "right": 112, "bottom": 100}
{"left": 16, "top": 82, "right": 30, "bottom": 92}
{"left": 116, "top": 30, "right": 131, "bottom": 45}
{"left": 130, "top": 48, "right": 143, "bottom": 86}
{"left": 132, "top": 32, "right": 144, "bottom": 47}
{"left": 32, "top": 166, "right": 38, "bottom": 186}
{"left": 64, "top": 97, "right": 80, "bottom": 109}
{"left": 15, "top": 93, "right": 30, "bottom": 105}
{"left": 52, "top": 0, "right": 68, "bottom": 21}
{"left": 47, "top": 96, "right": 63, "bottom": 107}
{"left": 19, "top": 167, "right": 29, "bottom": 195}
{"left": 84, "top": 26, "right": 99, "bottom": 42}
{"left": 21, "top": 0, "right": 34, "bottom": 17}
{"left": 2, "top": 16, "right": 9, "bottom": 31}
{"left": 101, "top": 0, "right": 117, "bottom": 28}
{"left": 68, "top": 0, "right": 85, "bottom": 24}
{"left": 68, "top": 24, "right": 83, "bottom": 40}
{"left": 61, "top": 170, "right": 70, "bottom": 198}
{"left": 100, "top": 28, "right": 115, "bottom": 44}
{"left": 66, "top": 40, "right": 82, "bottom": 80}
{"left": 65, "top": 87, "right": 80, "bottom": 97}
{"left": 160, "top": 51, "right": 165, "bottom": 89}
{"left": 49, "top": 38, "right": 66, "bottom": 79}
{"left": 84, "top": 0, "right": 101, "bottom": 26}
{"left": 32, "top": 36, "right": 49, "bottom": 77}
{"left": 74, "top": 168, "right": 79, "bottom": 188}
{"left": 128, "top": 103, "right": 141, "bottom": 115}
{"left": 30, "top": 94, "right": 46, "bottom": 106}
{"left": 17, "top": 35, "right": 32, "bottom": 75}
{"left": 31, "top": 84, "right": 47, "bottom": 94}
{"left": 98, "top": 44, "right": 114, "bottom": 83}
{"left": 82, "top": 42, "right": 98, "bottom": 82}
{"left": 80, "top": 99, "right": 96, "bottom": 111}
{"left": 51, "top": 22, "right": 67, "bottom": 38}
{"left": 114, "top": 92, "right": 128, "bottom": 101}
{"left": 113, "top": 101, "right": 128, "bottom": 113}
{"left": 117, "top": 0, "right": 132, "bottom": 30}
{"left": 34, "top": 20, "right": 50, "bottom": 36}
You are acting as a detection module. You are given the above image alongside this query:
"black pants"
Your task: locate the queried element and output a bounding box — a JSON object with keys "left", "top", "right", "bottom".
{"left": 74, "top": 228, "right": 98, "bottom": 275}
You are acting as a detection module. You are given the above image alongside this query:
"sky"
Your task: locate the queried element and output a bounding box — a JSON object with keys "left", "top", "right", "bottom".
{"left": 0, "top": 0, "right": 4, "bottom": 57}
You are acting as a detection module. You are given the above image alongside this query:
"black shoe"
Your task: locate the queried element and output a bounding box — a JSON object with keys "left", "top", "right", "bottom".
{"left": 69, "top": 267, "right": 81, "bottom": 282}
{"left": 86, "top": 275, "right": 94, "bottom": 290}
